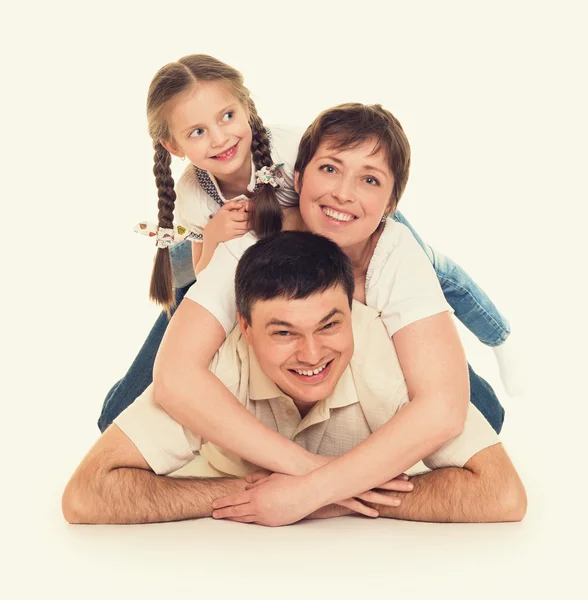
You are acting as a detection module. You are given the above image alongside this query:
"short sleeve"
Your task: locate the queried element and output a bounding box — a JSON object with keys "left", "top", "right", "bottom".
{"left": 114, "top": 384, "right": 203, "bottom": 475}
{"left": 268, "top": 124, "right": 304, "bottom": 208}
{"left": 422, "top": 404, "right": 501, "bottom": 469}
{"left": 175, "top": 165, "right": 217, "bottom": 243}
{"left": 184, "top": 232, "right": 258, "bottom": 335}
{"left": 366, "top": 220, "right": 453, "bottom": 337}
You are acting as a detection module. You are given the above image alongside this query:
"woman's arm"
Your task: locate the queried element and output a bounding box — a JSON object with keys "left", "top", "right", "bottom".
{"left": 153, "top": 299, "right": 317, "bottom": 475}
{"left": 302, "top": 310, "right": 469, "bottom": 506}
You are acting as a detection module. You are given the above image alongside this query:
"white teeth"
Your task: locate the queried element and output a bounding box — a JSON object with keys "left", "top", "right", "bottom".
{"left": 322, "top": 207, "right": 355, "bottom": 222}
{"left": 294, "top": 363, "right": 328, "bottom": 376}
{"left": 215, "top": 146, "right": 235, "bottom": 158}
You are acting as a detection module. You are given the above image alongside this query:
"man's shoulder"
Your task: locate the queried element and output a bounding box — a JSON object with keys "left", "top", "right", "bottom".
{"left": 209, "top": 326, "right": 247, "bottom": 391}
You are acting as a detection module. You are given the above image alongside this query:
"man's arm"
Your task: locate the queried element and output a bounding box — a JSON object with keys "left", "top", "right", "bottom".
{"left": 365, "top": 443, "right": 527, "bottom": 522}
{"left": 62, "top": 425, "right": 245, "bottom": 525}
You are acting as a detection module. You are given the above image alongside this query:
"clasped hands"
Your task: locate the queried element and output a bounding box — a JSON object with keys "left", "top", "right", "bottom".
{"left": 211, "top": 455, "right": 414, "bottom": 527}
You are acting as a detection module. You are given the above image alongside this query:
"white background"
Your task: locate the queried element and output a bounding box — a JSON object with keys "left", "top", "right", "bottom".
{"left": 2, "top": 1, "right": 587, "bottom": 598}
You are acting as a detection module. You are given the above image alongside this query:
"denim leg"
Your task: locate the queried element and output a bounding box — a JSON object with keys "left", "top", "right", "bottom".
{"left": 97, "top": 242, "right": 198, "bottom": 432}
{"left": 468, "top": 363, "right": 505, "bottom": 434}
{"left": 392, "top": 211, "right": 511, "bottom": 347}
{"left": 97, "top": 284, "right": 193, "bottom": 431}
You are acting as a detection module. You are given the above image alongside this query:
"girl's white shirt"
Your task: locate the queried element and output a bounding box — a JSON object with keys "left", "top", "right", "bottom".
{"left": 175, "top": 125, "right": 303, "bottom": 241}
{"left": 186, "top": 218, "right": 453, "bottom": 340}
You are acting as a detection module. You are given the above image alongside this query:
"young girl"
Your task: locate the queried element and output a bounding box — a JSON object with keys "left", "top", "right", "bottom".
{"left": 98, "top": 54, "right": 516, "bottom": 431}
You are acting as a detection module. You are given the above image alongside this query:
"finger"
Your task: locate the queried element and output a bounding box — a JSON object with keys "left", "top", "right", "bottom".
{"left": 356, "top": 491, "right": 402, "bottom": 507}
{"left": 226, "top": 516, "right": 256, "bottom": 523}
{"left": 212, "top": 504, "right": 253, "bottom": 519}
{"left": 244, "top": 477, "right": 271, "bottom": 490}
{"left": 230, "top": 214, "right": 250, "bottom": 223}
{"left": 245, "top": 470, "right": 271, "bottom": 484}
{"left": 338, "top": 498, "right": 378, "bottom": 518}
{"left": 212, "top": 492, "right": 250, "bottom": 510}
{"left": 374, "top": 479, "right": 414, "bottom": 492}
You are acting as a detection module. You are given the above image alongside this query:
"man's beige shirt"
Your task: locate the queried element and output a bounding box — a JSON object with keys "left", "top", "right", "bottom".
{"left": 115, "top": 302, "right": 499, "bottom": 477}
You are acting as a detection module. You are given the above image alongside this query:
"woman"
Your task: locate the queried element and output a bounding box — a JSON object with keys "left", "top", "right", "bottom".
{"left": 147, "top": 103, "right": 505, "bottom": 523}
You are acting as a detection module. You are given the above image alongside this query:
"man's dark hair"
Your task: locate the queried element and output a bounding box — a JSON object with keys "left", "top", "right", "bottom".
{"left": 235, "top": 231, "right": 355, "bottom": 324}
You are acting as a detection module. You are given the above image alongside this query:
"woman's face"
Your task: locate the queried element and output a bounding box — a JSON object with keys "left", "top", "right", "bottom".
{"left": 296, "top": 139, "right": 395, "bottom": 251}
{"left": 163, "top": 81, "right": 252, "bottom": 180}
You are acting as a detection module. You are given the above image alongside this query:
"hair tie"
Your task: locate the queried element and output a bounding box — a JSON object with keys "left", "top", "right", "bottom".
{"left": 255, "top": 163, "right": 285, "bottom": 188}
{"left": 133, "top": 221, "right": 192, "bottom": 248}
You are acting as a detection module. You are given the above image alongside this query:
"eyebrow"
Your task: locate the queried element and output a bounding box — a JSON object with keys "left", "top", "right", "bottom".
{"left": 181, "top": 105, "right": 236, "bottom": 135}
{"left": 265, "top": 308, "right": 344, "bottom": 329}
{"left": 316, "top": 155, "right": 389, "bottom": 178}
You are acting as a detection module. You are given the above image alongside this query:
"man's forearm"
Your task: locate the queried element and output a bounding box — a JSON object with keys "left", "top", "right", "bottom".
{"left": 64, "top": 468, "right": 245, "bottom": 525}
{"left": 367, "top": 465, "right": 524, "bottom": 523}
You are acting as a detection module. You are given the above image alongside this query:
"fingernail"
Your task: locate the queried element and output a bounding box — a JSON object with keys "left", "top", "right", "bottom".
{"left": 407, "top": 483, "right": 414, "bottom": 490}
{"left": 393, "top": 499, "right": 401, "bottom": 506}
{"left": 212, "top": 502, "right": 218, "bottom": 509}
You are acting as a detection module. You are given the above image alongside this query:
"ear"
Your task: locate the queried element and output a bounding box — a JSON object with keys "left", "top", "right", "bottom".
{"left": 160, "top": 139, "right": 184, "bottom": 160}
{"left": 237, "top": 312, "right": 252, "bottom": 345}
{"left": 294, "top": 171, "right": 301, "bottom": 194}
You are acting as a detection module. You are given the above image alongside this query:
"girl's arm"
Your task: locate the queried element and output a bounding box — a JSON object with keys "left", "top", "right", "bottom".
{"left": 193, "top": 201, "right": 250, "bottom": 275}
{"left": 153, "top": 299, "right": 318, "bottom": 476}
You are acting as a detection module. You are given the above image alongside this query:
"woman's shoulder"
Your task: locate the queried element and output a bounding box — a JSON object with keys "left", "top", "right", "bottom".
{"left": 371, "top": 218, "right": 416, "bottom": 263}
{"left": 222, "top": 231, "right": 259, "bottom": 261}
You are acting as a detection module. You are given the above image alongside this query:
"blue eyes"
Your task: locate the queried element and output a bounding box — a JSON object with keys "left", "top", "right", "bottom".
{"left": 189, "top": 111, "right": 234, "bottom": 138}
{"left": 319, "top": 164, "right": 380, "bottom": 186}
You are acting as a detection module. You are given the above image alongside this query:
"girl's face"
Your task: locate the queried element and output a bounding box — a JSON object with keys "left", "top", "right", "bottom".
{"left": 163, "top": 81, "right": 252, "bottom": 179}
{"left": 296, "top": 140, "right": 395, "bottom": 252}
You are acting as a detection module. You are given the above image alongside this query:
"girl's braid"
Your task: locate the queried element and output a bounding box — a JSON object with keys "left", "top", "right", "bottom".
{"left": 247, "top": 100, "right": 282, "bottom": 237}
{"left": 149, "top": 142, "right": 176, "bottom": 311}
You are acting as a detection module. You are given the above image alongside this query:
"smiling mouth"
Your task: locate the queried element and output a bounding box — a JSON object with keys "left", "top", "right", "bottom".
{"left": 211, "top": 143, "right": 238, "bottom": 160}
{"left": 288, "top": 359, "right": 334, "bottom": 383}
{"left": 321, "top": 206, "right": 357, "bottom": 223}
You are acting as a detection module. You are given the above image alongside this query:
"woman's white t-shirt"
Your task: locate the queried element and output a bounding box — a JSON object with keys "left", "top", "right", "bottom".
{"left": 174, "top": 125, "right": 303, "bottom": 242}
{"left": 186, "top": 218, "right": 452, "bottom": 339}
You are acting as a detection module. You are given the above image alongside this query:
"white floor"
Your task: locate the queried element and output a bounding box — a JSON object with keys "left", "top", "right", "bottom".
{"left": 5, "top": 2, "right": 588, "bottom": 597}
{"left": 6, "top": 304, "right": 585, "bottom": 599}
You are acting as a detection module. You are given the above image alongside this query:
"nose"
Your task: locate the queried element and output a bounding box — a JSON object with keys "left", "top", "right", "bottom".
{"left": 209, "top": 125, "right": 228, "bottom": 148}
{"left": 296, "top": 335, "right": 324, "bottom": 367}
{"left": 331, "top": 175, "right": 356, "bottom": 204}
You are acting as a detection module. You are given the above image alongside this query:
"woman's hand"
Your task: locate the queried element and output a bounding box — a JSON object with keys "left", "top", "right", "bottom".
{"left": 211, "top": 468, "right": 415, "bottom": 526}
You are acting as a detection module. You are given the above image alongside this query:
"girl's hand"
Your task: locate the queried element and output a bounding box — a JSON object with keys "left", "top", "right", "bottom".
{"left": 204, "top": 200, "right": 251, "bottom": 244}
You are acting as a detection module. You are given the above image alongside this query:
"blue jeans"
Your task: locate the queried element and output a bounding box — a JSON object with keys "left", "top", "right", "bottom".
{"left": 98, "top": 216, "right": 506, "bottom": 433}
{"left": 392, "top": 212, "right": 510, "bottom": 347}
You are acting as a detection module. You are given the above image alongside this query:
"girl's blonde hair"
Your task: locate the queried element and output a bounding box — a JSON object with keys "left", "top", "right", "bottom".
{"left": 146, "top": 54, "right": 282, "bottom": 311}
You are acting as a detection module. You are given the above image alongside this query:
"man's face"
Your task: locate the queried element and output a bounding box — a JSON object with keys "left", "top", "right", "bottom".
{"left": 238, "top": 286, "right": 354, "bottom": 411}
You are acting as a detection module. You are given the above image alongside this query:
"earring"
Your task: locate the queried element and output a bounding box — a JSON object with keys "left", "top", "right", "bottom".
{"left": 181, "top": 156, "right": 186, "bottom": 161}
{"left": 381, "top": 212, "right": 389, "bottom": 223}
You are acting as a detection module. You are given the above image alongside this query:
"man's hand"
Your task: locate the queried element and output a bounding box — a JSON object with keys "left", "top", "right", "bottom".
{"left": 204, "top": 200, "right": 251, "bottom": 244}
{"left": 211, "top": 471, "right": 413, "bottom": 527}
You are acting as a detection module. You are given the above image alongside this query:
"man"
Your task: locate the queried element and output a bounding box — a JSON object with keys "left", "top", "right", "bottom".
{"left": 62, "top": 231, "right": 526, "bottom": 526}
